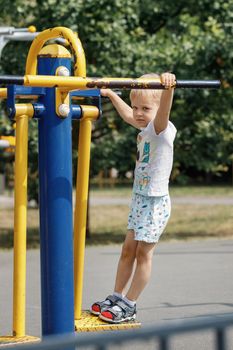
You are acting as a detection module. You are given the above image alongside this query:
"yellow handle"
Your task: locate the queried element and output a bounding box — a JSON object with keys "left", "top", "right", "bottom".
{"left": 25, "top": 27, "right": 86, "bottom": 76}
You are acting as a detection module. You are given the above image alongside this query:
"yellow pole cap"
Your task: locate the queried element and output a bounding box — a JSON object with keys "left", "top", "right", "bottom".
{"left": 28, "top": 25, "right": 36, "bottom": 33}
{"left": 38, "top": 44, "right": 71, "bottom": 58}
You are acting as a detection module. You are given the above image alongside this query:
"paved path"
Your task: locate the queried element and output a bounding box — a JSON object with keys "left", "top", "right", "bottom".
{"left": 0, "top": 240, "right": 233, "bottom": 349}
{"left": 1, "top": 195, "right": 233, "bottom": 208}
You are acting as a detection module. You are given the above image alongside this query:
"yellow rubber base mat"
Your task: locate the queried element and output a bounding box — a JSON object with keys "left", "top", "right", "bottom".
{"left": 0, "top": 335, "right": 40, "bottom": 347}
{"left": 75, "top": 311, "right": 141, "bottom": 332}
{"left": 0, "top": 312, "right": 141, "bottom": 343}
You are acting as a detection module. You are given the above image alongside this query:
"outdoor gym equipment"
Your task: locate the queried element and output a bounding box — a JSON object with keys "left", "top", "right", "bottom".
{"left": 0, "top": 135, "right": 15, "bottom": 149}
{"left": 0, "top": 26, "right": 39, "bottom": 188}
{"left": 0, "top": 26, "right": 38, "bottom": 58}
{"left": 0, "top": 26, "right": 220, "bottom": 345}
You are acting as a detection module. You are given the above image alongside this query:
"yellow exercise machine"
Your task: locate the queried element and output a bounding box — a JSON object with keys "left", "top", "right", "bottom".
{"left": 0, "top": 27, "right": 146, "bottom": 346}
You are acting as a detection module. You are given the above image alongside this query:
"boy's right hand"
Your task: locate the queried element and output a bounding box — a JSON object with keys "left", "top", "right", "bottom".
{"left": 160, "top": 72, "right": 176, "bottom": 89}
{"left": 100, "top": 89, "right": 112, "bottom": 97}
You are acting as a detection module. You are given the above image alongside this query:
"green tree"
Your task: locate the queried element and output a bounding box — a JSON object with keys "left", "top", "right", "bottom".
{"left": 0, "top": 0, "right": 232, "bottom": 200}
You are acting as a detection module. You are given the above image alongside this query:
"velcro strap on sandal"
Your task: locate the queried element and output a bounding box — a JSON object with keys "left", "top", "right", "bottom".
{"left": 104, "top": 306, "right": 120, "bottom": 318}
{"left": 115, "top": 300, "right": 129, "bottom": 312}
{"left": 106, "top": 295, "right": 118, "bottom": 303}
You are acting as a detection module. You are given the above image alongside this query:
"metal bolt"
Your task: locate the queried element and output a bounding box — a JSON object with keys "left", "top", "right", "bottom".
{"left": 58, "top": 104, "right": 70, "bottom": 117}
{"left": 56, "top": 66, "right": 70, "bottom": 77}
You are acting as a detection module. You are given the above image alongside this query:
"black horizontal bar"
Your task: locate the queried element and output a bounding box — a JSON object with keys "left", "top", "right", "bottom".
{"left": 86, "top": 79, "right": 164, "bottom": 89}
{"left": 176, "top": 80, "right": 221, "bottom": 88}
{"left": 0, "top": 75, "right": 221, "bottom": 89}
{"left": 0, "top": 75, "right": 24, "bottom": 85}
{"left": 87, "top": 78, "right": 221, "bottom": 89}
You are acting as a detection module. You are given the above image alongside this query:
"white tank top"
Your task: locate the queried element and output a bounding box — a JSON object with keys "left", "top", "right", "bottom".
{"left": 133, "top": 120, "right": 177, "bottom": 196}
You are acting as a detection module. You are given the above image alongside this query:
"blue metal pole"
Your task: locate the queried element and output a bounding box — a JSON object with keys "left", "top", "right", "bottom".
{"left": 37, "top": 48, "right": 74, "bottom": 336}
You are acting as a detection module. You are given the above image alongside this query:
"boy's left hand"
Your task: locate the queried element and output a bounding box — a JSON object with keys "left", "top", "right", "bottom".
{"left": 160, "top": 72, "right": 176, "bottom": 89}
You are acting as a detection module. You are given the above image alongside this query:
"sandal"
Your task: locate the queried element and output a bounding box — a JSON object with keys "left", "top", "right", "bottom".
{"left": 90, "top": 294, "right": 122, "bottom": 316}
{"left": 99, "top": 299, "right": 136, "bottom": 323}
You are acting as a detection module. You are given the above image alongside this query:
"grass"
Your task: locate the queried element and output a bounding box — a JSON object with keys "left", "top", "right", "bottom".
{"left": 88, "top": 203, "right": 233, "bottom": 243}
{"left": 166, "top": 204, "right": 233, "bottom": 240}
{"left": 0, "top": 186, "right": 233, "bottom": 248}
{"left": 89, "top": 185, "right": 233, "bottom": 198}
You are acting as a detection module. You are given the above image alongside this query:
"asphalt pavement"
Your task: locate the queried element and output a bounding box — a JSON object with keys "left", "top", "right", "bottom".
{"left": 0, "top": 239, "right": 233, "bottom": 349}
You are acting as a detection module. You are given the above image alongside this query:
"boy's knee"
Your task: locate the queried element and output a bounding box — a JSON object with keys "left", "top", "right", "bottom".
{"left": 136, "top": 249, "right": 147, "bottom": 264}
{"left": 136, "top": 244, "right": 154, "bottom": 264}
{"left": 121, "top": 243, "right": 136, "bottom": 262}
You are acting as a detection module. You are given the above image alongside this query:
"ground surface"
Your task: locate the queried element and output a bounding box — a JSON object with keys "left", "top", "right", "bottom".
{"left": 0, "top": 239, "right": 233, "bottom": 349}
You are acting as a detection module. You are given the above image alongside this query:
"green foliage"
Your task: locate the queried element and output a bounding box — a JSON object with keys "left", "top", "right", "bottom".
{"left": 0, "top": 0, "right": 233, "bottom": 201}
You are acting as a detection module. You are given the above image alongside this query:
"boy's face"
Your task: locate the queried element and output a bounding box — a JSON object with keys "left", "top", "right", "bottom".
{"left": 131, "top": 94, "right": 159, "bottom": 128}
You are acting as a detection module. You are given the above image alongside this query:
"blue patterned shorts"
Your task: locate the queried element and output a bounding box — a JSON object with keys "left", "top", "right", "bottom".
{"left": 127, "top": 193, "right": 171, "bottom": 243}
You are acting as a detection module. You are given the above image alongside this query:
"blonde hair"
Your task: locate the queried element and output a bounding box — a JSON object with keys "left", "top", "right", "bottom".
{"left": 130, "top": 73, "right": 162, "bottom": 104}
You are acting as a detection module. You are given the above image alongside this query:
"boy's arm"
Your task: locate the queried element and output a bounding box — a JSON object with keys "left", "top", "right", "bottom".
{"left": 101, "top": 89, "right": 139, "bottom": 128}
{"left": 154, "top": 73, "right": 176, "bottom": 134}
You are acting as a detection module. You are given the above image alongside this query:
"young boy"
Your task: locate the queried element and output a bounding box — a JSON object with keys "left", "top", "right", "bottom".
{"left": 90, "top": 72, "right": 177, "bottom": 323}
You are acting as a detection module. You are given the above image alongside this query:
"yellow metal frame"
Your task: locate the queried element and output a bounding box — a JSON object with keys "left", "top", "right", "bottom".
{"left": 0, "top": 336, "right": 39, "bottom": 347}
{"left": 15, "top": 104, "right": 34, "bottom": 118}
{"left": 0, "top": 135, "right": 15, "bottom": 147}
{"left": 23, "top": 75, "right": 161, "bottom": 89}
{"left": 13, "top": 111, "right": 33, "bottom": 337}
{"left": 1, "top": 26, "right": 140, "bottom": 337}
{"left": 25, "top": 27, "right": 86, "bottom": 76}
{"left": 0, "top": 135, "right": 15, "bottom": 153}
{"left": 0, "top": 88, "right": 7, "bottom": 99}
{"left": 74, "top": 113, "right": 98, "bottom": 320}
{"left": 0, "top": 88, "right": 40, "bottom": 100}
{"left": 0, "top": 100, "right": 35, "bottom": 338}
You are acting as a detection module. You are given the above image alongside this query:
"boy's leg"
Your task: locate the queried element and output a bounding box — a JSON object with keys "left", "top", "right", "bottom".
{"left": 125, "top": 241, "right": 156, "bottom": 301}
{"left": 114, "top": 230, "right": 138, "bottom": 295}
{"left": 99, "top": 241, "right": 156, "bottom": 323}
{"left": 90, "top": 230, "right": 137, "bottom": 316}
